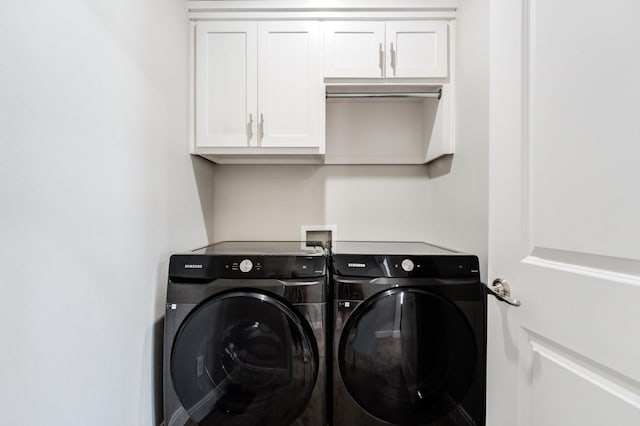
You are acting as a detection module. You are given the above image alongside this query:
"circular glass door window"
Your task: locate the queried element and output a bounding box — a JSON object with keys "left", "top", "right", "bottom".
{"left": 339, "top": 288, "right": 476, "bottom": 425}
{"left": 171, "top": 291, "right": 318, "bottom": 425}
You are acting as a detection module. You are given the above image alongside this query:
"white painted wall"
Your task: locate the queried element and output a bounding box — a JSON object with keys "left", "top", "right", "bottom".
{"left": 0, "top": 1, "right": 213, "bottom": 425}
{"left": 210, "top": 164, "right": 435, "bottom": 240}
{"left": 209, "top": 0, "right": 489, "bottom": 280}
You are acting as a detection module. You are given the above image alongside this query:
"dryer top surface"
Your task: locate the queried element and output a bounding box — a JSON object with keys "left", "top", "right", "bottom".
{"left": 332, "top": 241, "right": 463, "bottom": 256}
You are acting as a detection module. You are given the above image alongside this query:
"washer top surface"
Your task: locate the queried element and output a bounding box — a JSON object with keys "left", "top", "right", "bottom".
{"left": 192, "top": 241, "right": 326, "bottom": 256}
{"left": 332, "top": 241, "right": 461, "bottom": 256}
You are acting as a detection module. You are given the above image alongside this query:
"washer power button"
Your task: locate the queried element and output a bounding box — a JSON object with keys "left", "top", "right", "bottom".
{"left": 401, "top": 259, "right": 415, "bottom": 272}
{"left": 239, "top": 259, "right": 253, "bottom": 273}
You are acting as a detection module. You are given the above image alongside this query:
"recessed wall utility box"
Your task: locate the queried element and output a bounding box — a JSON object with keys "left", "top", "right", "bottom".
{"left": 301, "top": 225, "right": 337, "bottom": 249}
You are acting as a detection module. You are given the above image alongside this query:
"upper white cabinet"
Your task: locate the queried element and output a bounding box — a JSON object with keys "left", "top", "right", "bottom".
{"left": 323, "top": 22, "right": 385, "bottom": 78}
{"left": 258, "top": 22, "right": 322, "bottom": 149}
{"left": 196, "top": 22, "right": 257, "bottom": 148}
{"left": 188, "top": 1, "right": 457, "bottom": 164}
{"left": 386, "top": 21, "right": 448, "bottom": 78}
{"left": 323, "top": 21, "right": 449, "bottom": 79}
{"left": 194, "top": 20, "right": 324, "bottom": 161}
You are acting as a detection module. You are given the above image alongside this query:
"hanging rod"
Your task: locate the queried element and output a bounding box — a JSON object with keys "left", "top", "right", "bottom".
{"left": 326, "top": 90, "right": 441, "bottom": 100}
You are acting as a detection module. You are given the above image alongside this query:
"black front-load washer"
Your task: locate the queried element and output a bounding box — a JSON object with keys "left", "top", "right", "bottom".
{"left": 331, "top": 242, "right": 486, "bottom": 426}
{"left": 163, "top": 241, "right": 327, "bottom": 426}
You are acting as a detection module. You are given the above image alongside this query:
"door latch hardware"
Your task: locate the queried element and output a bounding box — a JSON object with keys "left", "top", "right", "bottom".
{"left": 487, "top": 278, "right": 521, "bottom": 307}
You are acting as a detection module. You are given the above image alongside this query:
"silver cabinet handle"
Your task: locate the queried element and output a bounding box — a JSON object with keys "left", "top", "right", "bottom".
{"left": 390, "top": 42, "right": 396, "bottom": 76}
{"left": 487, "top": 278, "right": 522, "bottom": 307}
{"left": 247, "top": 113, "right": 254, "bottom": 142}
{"left": 258, "top": 113, "right": 264, "bottom": 146}
{"left": 379, "top": 43, "right": 384, "bottom": 76}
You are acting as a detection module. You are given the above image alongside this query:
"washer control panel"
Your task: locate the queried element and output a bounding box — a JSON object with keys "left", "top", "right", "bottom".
{"left": 239, "top": 259, "right": 253, "bottom": 273}
{"left": 401, "top": 258, "right": 415, "bottom": 272}
{"left": 168, "top": 254, "right": 327, "bottom": 281}
{"left": 229, "top": 258, "right": 261, "bottom": 273}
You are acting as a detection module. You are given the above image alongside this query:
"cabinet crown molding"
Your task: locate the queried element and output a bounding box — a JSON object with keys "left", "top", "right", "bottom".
{"left": 188, "top": 1, "right": 458, "bottom": 13}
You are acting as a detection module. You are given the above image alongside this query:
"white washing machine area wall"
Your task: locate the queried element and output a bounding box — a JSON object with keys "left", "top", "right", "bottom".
{"left": 163, "top": 241, "right": 486, "bottom": 426}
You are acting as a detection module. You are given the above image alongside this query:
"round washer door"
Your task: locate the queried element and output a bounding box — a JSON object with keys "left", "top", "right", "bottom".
{"left": 171, "top": 291, "right": 318, "bottom": 426}
{"left": 339, "top": 288, "right": 477, "bottom": 425}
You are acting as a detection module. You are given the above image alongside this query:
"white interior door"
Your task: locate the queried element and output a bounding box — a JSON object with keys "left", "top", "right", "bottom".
{"left": 488, "top": 1, "right": 640, "bottom": 425}
{"left": 258, "top": 21, "right": 322, "bottom": 148}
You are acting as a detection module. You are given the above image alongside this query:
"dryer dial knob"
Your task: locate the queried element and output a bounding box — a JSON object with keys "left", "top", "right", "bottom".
{"left": 239, "top": 259, "right": 253, "bottom": 273}
{"left": 401, "top": 259, "right": 415, "bottom": 272}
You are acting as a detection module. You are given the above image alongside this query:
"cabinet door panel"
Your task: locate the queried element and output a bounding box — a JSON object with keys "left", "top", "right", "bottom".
{"left": 258, "top": 22, "right": 322, "bottom": 148}
{"left": 196, "top": 22, "right": 257, "bottom": 147}
{"left": 323, "top": 22, "right": 385, "bottom": 78}
{"left": 386, "top": 21, "right": 448, "bottom": 78}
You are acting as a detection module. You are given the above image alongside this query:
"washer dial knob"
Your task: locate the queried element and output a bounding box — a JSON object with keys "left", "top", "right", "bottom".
{"left": 239, "top": 259, "right": 253, "bottom": 273}
{"left": 401, "top": 259, "right": 415, "bottom": 272}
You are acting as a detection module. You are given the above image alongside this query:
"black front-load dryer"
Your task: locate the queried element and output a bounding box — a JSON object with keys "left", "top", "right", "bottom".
{"left": 163, "top": 241, "right": 327, "bottom": 426}
{"left": 331, "top": 242, "right": 486, "bottom": 426}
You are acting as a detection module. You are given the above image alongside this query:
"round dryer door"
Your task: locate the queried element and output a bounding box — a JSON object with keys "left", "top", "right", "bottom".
{"left": 339, "top": 288, "right": 477, "bottom": 425}
{"left": 171, "top": 291, "right": 318, "bottom": 426}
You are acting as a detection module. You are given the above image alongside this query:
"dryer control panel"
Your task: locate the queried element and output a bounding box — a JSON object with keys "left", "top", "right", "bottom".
{"left": 332, "top": 254, "right": 480, "bottom": 279}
